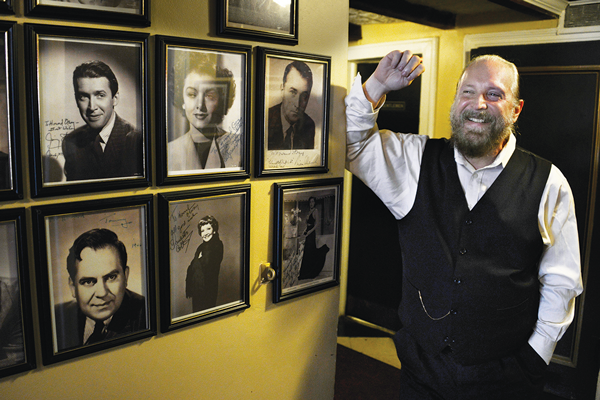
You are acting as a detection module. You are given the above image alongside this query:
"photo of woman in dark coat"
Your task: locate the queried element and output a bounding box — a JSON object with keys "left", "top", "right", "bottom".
{"left": 185, "top": 215, "right": 223, "bottom": 312}
{"left": 298, "top": 197, "right": 329, "bottom": 280}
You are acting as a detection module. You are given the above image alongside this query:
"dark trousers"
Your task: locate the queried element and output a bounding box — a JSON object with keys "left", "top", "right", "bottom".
{"left": 394, "top": 329, "right": 548, "bottom": 400}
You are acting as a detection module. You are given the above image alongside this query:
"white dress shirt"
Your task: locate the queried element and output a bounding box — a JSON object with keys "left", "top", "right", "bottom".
{"left": 346, "top": 73, "right": 583, "bottom": 364}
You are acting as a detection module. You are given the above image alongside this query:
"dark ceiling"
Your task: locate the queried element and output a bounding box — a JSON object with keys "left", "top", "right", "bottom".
{"left": 349, "top": 0, "right": 575, "bottom": 31}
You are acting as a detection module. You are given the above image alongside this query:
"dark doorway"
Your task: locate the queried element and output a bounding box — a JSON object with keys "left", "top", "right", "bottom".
{"left": 345, "top": 62, "right": 422, "bottom": 332}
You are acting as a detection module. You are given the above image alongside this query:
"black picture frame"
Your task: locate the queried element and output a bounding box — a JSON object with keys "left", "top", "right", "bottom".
{"left": 25, "top": 0, "right": 150, "bottom": 27}
{"left": 155, "top": 36, "right": 251, "bottom": 186}
{"left": 273, "top": 178, "right": 342, "bottom": 303}
{"left": 0, "top": 0, "right": 13, "bottom": 14}
{"left": 158, "top": 185, "right": 251, "bottom": 332}
{"left": 24, "top": 24, "right": 151, "bottom": 198}
{"left": 0, "top": 22, "right": 22, "bottom": 202}
{"left": 0, "top": 208, "right": 36, "bottom": 379}
{"left": 255, "top": 47, "right": 330, "bottom": 177}
{"left": 32, "top": 195, "right": 156, "bottom": 365}
{"left": 217, "top": 0, "right": 297, "bottom": 45}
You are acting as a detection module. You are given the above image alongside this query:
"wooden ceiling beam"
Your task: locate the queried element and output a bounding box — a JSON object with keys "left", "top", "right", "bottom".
{"left": 489, "top": 0, "right": 559, "bottom": 18}
{"left": 349, "top": 0, "right": 456, "bottom": 30}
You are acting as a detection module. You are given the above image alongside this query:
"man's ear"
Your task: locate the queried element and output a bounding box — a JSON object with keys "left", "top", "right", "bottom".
{"left": 68, "top": 277, "right": 76, "bottom": 299}
{"left": 112, "top": 91, "right": 120, "bottom": 108}
{"left": 123, "top": 265, "right": 130, "bottom": 286}
{"left": 512, "top": 99, "right": 524, "bottom": 123}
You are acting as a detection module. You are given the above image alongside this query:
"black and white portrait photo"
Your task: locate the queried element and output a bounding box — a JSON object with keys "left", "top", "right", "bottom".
{"left": 37, "top": 0, "right": 142, "bottom": 14}
{"left": 36, "top": 202, "right": 152, "bottom": 361}
{"left": 281, "top": 188, "right": 337, "bottom": 290}
{"left": 257, "top": 49, "right": 330, "bottom": 176}
{"left": 28, "top": 27, "right": 148, "bottom": 193}
{"left": 159, "top": 187, "right": 250, "bottom": 331}
{"left": 0, "top": 22, "right": 17, "bottom": 200}
{"left": 225, "top": 0, "right": 292, "bottom": 35}
{"left": 0, "top": 221, "right": 25, "bottom": 371}
{"left": 274, "top": 179, "right": 341, "bottom": 302}
{"left": 0, "top": 53, "right": 11, "bottom": 192}
{"left": 165, "top": 46, "right": 246, "bottom": 177}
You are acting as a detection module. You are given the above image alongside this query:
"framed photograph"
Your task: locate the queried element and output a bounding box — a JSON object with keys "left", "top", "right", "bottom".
{"left": 25, "top": 0, "right": 150, "bottom": 27}
{"left": 255, "top": 47, "right": 330, "bottom": 177}
{"left": 217, "top": 0, "right": 297, "bottom": 45}
{"left": 273, "top": 178, "right": 342, "bottom": 303}
{"left": 0, "top": 0, "right": 13, "bottom": 14}
{"left": 0, "top": 209, "right": 36, "bottom": 379}
{"left": 0, "top": 22, "right": 22, "bottom": 202}
{"left": 32, "top": 195, "right": 155, "bottom": 365}
{"left": 155, "top": 36, "right": 251, "bottom": 186}
{"left": 158, "top": 185, "right": 251, "bottom": 332}
{"left": 24, "top": 24, "right": 150, "bottom": 198}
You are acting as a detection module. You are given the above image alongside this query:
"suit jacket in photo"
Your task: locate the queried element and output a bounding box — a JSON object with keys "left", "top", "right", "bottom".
{"left": 61, "top": 114, "right": 144, "bottom": 181}
{"left": 53, "top": 289, "right": 146, "bottom": 352}
{"left": 267, "top": 103, "right": 315, "bottom": 150}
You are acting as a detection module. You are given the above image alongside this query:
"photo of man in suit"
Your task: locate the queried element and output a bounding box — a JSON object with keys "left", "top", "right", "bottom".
{"left": 61, "top": 60, "right": 143, "bottom": 181}
{"left": 267, "top": 60, "right": 315, "bottom": 150}
{"left": 53, "top": 228, "right": 146, "bottom": 351}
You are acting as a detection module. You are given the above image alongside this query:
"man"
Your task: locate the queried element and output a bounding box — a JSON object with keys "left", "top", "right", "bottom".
{"left": 54, "top": 228, "right": 146, "bottom": 351}
{"left": 61, "top": 60, "right": 143, "bottom": 181}
{"left": 346, "top": 50, "right": 583, "bottom": 399}
{"left": 268, "top": 60, "right": 315, "bottom": 150}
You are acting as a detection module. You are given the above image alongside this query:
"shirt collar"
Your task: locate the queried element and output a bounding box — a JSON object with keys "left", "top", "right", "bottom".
{"left": 83, "top": 315, "right": 113, "bottom": 344}
{"left": 280, "top": 106, "right": 293, "bottom": 136}
{"left": 98, "top": 112, "right": 117, "bottom": 145}
{"left": 454, "top": 133, "right": 516, "bottom": 172}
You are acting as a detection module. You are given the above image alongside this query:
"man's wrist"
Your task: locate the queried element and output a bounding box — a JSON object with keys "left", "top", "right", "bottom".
{"left": 363, "top": 77, "right": 387, "bottom": 108}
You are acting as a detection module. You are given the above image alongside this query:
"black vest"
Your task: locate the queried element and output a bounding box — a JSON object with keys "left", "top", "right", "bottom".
{"left": 396, "top": 138, "right": 551, "bottom": 364}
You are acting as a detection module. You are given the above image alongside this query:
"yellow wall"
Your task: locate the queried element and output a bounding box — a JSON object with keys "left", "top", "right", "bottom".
{"left": 350, "top": 17, "right": 558, "bottom": 139}
{"left": 0, "top": 1, "right": 349, "bottom": 399}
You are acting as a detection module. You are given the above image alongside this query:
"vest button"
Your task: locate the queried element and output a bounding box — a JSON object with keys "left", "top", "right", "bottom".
{"left": 451, "top": 309, "right": 458, "bottom": 315}
{"left": 465, "top": 219, "right": 473, "bottom": 225}
{"left": 459, "top": 248, "right": 467, "bottom": 255}
{"left": 453, "top": 278, "right": 462, "bottom": 284}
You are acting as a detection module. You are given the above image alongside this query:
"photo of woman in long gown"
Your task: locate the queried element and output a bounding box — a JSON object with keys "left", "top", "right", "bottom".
{"left": 185, "top": 215, "right": 224, "bottom": 312}
{"left": 168, "top": 51, "right": 241, "bottom": 173}
{"left": 298, "top": 197, "right": 329, "bottom": 280}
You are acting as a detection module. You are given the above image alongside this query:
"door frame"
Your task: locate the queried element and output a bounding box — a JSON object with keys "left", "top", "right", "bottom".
{"left": 347, "top": 38, "right": 439, "bottom": 138}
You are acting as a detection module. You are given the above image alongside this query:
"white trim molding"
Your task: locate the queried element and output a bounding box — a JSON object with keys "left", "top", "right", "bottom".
{"left": 348, "top": 38, "right": 439, "bottom": 137}
{"left": 464, "top": 26, "right": 600, "bottom": 66}
{"left": 524, "top": 0, "right": 568, "bottom": 16}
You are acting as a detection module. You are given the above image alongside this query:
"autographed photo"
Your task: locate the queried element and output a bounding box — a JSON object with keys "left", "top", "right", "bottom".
{"left": 280, "top": 186, "right": 338, "bottom": 295}
{"left": 166, "top": 46, "right": 246, "bottom": 177}
{"left": 0, "top": 221, "right": 26, "bottom": 371}
{"left": 43, "top": 205, "right": 149, "bottom": 355}
{"left": 263, "top": 55, "right": 325, "bottom": 170}
{"left": 166, "top": 193, "right": 246, "bottom": 322}
{"left": 37, "top": 36, "right": 143, "bottom": 185}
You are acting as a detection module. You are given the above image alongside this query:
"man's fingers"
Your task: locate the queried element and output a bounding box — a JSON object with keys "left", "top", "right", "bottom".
{"left": 402, "top": 54, "right": 423, "bottom": 77}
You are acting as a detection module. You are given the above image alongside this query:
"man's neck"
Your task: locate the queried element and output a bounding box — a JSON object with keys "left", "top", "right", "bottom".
{"left": 463, "top": 137, "right": 509, "bottom": 170}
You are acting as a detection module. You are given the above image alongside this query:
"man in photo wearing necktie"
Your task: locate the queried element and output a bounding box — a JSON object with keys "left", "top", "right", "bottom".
{"left": 61, "top": 60, "right": 143, "bottom": 181}
{"left": 267, "top": 60, "right": 315, "bottom": 150}
{"left": 54, "top": 228, "right": 146, "bottom": 351}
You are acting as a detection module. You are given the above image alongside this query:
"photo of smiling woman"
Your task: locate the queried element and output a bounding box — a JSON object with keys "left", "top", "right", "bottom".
{"left": 167, "top": 49, "right": 243, "bottom": 175}
{"left": 185, "top": 215, "right": 223, "bottom": 313}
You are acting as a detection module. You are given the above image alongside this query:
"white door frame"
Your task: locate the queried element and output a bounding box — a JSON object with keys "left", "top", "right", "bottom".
{"left": 348, "top": 38, "right": 439, "bottom": 138}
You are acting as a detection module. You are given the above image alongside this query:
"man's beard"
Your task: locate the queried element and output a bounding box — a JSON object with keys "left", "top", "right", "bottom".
{"left": 450, "top": 103, "right": 513, "bottom": 159}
